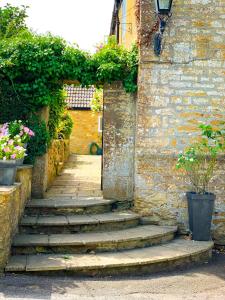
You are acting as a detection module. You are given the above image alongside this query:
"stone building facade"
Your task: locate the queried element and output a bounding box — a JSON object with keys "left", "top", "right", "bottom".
{"left": 106, "top": 0, "right": 225, "bottom": 244}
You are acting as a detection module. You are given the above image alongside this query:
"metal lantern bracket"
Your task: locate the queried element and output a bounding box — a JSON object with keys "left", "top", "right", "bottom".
{"left": 154, "top": 13, "right": 172, "bottom": 56}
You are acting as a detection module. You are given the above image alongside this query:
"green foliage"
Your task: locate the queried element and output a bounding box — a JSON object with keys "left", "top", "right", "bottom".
{"left": 25, "top": 115, "right": 50, "bottom": 164}
{"left": 0, "top": 5, "right": 138, "bottom": 163}
{"left": 0, "top": 4, "right": 28, "bottom": 39}
{"left": 57, "top": 112, "right": 73, "bottom": 139}
{"left": 176, "top": 123, "right": 225, "bottom": 194}
{"left": 92, "top": 36, "right": 138, "bottom": 93}
{"left": 91, "top": 88, "right": 103, "bottom": 112}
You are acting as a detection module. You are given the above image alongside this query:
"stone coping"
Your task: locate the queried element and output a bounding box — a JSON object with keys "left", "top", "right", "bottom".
{"left": 17, "top": 164, "right": 33, "bottom": 170}
{"left": 0, "top": 183, "right": 22, "bottom": 194}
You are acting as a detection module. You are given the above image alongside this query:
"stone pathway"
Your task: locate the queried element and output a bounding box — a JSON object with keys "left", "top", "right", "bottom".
{"left": 6, "top": 155, "right": 214, "bottom": 275}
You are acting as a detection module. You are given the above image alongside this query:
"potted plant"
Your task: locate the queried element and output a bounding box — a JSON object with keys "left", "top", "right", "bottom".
{"left": 176, "top": 124, "right": 225, "bottom": 241}
{"left": 8, "top": 120, "right": 35, "bottom": 145}
{"left": 0, "top": 135, "right": 26, "bottom": 185}
{"left": 0, "top": 121, "right": 35, "bottom": 165}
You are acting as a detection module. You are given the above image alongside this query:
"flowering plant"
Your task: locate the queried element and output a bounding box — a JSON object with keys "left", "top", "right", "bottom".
{"left": 0, "top": 135, "right": 26, "bottom": 160}
{"left": 8, "top": 120, "right": 35, "bottom": 143}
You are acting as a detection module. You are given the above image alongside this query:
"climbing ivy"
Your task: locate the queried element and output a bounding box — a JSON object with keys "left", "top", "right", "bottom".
{"left": 0, "top": 5, "right": 138, "bottom": 162}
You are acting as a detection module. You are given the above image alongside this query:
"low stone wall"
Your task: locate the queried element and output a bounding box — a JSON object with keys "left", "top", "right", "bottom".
{"left": 0, "top": 165, "right": 32, "bottom": 271}
{"left": 32, "top": 139, "right": 70, "bottom": 198}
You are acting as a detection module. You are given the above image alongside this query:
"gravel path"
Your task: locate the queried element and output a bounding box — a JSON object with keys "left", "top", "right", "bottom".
{"left": 0, "top": 251, "right": 224, "bottom": 300}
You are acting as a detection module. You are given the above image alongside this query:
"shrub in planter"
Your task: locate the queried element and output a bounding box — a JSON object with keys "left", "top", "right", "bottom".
{"left": 0, "top": 135, "right": 26, "bottom": 185}
{"left": 176, "top": 124, "right": 225, "bottom": 241}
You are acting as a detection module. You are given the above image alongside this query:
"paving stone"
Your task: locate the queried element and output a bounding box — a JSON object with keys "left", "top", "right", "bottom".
{"left": 5, "top": 255, "right": 26, "bottom": 271}
{"left": 21, "top": 216, "right": 38, "bottom": 226}
{"left": 13, "top": 234, "right": 49, "bottom": 246}
{"left": 67, "top": 215, "right": 101, "bottom": 225}
{"left": 93, "top": 212, "right": 139, "bottom": 223}
{"left": 26, "top": 254, "right": 67, "bottom": 271}
{"left": 37, "top": 216, "right": 68, "bottom": 226}
{"left": 26, "top": 198, "right": 114, "bottom": 208}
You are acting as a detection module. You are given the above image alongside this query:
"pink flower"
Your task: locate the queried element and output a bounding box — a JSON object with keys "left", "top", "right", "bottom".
{"left": 23, "top": 127, "right": 30, "bottom": 134}
{"left": 29, "top": 129, "right": 35, "bottom": 136}
{"left": 8, "top": 139, "right": 14, "bottom": 145}
{"left": 15, "top": 146, "right": 22, "bottom": 150}
{"left": 3, "top": 147, "right": 10, "bottom": 152}
{"left": 11, "top": 154, "right": 16, "bottom": 159}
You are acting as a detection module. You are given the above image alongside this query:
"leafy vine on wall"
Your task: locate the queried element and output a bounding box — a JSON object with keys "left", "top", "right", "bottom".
{"left": 0, "top": 5, "right": 138, "bottom": 163}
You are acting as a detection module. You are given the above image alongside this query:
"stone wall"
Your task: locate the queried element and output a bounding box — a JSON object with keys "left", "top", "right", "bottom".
{"left": 0, "top": 166, "right": 32, "bottom": 271}
{"left": 103, "top": 82, "right": 136, "bottom": 201}
{"left": 32, "top": 139, "right": 70, "bottom": 198}
{"left": 135, "top": 0, "right": 225, "bottom": 244}
{"left": 69, "top": 110, "right": 102, "bottom": 155}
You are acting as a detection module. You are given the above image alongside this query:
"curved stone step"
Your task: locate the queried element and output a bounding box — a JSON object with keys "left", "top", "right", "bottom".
{"left": 12, "top": 225, "right": 177, "bottom": 255}
{"left": 20, "top": 212, "right": 140, "bottom": 234}
{"left": 45, "top": 189, "right": 103, "bottom": 198}
{"left": 25, "top": 198, "right": 116, "bottom": 215}
{"left": 6, "top": 239, "right": 213, "bottom": 276}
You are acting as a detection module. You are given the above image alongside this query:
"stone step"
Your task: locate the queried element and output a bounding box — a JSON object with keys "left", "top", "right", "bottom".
{"left": 52, "top": 181, "right": 101, "bottom": 188}
{"left": 45, "top": 189, "right": 103, "bottom": 198}
{"left": 25, "top": 198, "right": 117, "bottom": 215}
{"left": 47, "top": 186, "right": 101, "bottom": 192}
{"left": 20, "top": 211, "right": 140, "bottom": 234}
{"left": 6, "top": 239, "right": 213, "bottom": 276}
{"left": 12, "top": 225, "right": 177, "bottom": 255}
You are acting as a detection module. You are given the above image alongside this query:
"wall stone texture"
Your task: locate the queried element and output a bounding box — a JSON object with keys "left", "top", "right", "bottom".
{"left": 134, "top": 0, "right": 225, "bottom": 244}
{"left": 32, "top": 139, "right": 70, "bottom": 198}
{"left": 103, "top": 82, "right": 136, "bottom": 201}
{"left": 0, "top": 166, "right": 32, "bottom": 271}
{"left": 69, "top": 110, "right": 102, "bottom": 155}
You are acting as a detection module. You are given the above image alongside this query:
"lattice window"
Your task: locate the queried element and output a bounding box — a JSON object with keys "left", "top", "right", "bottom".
{"left": 65, "top": 85, "right": 95, "bottom": 110}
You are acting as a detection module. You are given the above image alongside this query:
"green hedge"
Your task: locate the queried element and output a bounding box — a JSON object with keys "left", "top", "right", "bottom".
{"left": 0, "top": 6, "right": 138, "bottom": 163}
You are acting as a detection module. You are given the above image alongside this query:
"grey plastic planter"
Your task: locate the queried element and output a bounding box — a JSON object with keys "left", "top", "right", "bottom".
{"left": 187, "top": 192, "right": 215, "bottom": 241}
{"left": 0, "top": 160, "right": 17, "bottom": 186}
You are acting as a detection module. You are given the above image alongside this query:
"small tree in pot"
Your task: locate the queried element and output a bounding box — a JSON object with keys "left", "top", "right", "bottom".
{"left": 176, "top": 124, "right": 225, "bottom": 241}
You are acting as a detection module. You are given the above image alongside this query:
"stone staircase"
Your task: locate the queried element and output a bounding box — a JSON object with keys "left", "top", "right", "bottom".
{"left": 6, "top": 155, "right": 213, "bottom": 276}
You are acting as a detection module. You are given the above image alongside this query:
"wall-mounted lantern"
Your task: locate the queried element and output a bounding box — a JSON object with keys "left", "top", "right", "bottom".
{"left": 154, "top": 0, "right": 173, "bottom": 56}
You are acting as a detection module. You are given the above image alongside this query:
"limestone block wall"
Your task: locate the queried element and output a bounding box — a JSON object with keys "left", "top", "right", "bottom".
{"left": 32, "top": 139, "right": 70, "bottom": 198}
{"left": 103, "top": 82, "right": 136, "bottom": 201}
{"left": 0, "top": 166, "right": 32, "bottom": 271}
{"left": 135, "top": 0, "right": 225, "bottom": 244}
{"left": 69, "top": 110, "right": 102, "bottom": 155}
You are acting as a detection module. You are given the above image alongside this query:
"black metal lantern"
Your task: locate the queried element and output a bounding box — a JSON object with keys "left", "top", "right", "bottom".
{"left": 154, "top": 0, "right": 173, "bottom": 56}
{"left": 155, "top": 0, "right": 173, "bottom": 15}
